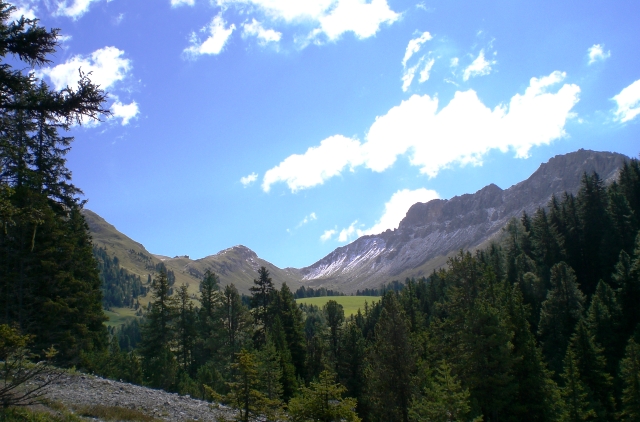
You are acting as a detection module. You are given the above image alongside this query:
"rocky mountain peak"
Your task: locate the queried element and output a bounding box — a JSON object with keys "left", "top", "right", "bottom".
{"left": 300, "top": 149, "right": 629, "bottom": 292}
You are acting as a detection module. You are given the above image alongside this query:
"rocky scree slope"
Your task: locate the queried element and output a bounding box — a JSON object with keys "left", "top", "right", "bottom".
{"left": 298, "top": 149, "right": 628, "bottom": 292}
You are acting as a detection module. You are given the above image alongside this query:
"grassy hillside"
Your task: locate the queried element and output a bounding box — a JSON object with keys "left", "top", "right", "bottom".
{"left": 296, "top": 296, "right": 380, "bottom": 317}
{"left": 83, "top": 209, "right": 303, "bottom": 296}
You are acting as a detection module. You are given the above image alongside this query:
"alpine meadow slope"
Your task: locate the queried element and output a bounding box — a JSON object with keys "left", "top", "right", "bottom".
{"left": 85, "top": 149, "right": 629, "bottom": 293}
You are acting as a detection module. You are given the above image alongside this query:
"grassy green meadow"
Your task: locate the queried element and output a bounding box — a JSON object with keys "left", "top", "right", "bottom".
{"left": 295, "top": 296, "right": 380, "bottom": 317}
{"left": 104, "top": 307, "right": 138, "bottom": 327}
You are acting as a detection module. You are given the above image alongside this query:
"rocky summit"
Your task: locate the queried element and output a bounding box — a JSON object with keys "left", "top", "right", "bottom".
{"left": 298, "top": 149, "right": 629, "bottom": 292}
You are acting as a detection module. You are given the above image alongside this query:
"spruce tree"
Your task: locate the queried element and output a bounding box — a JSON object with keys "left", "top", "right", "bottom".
{"left": 367, "top": 293, "right": 415, "bottom": 422}
{"left": 288, "top": 370, "right": 361, "bottom": 422}
{"left": 250, "top": 266, "right": 274, "bottom": 345}
{"left": 561, "top": 348, "right": 596, "bottom": 422}
{"left": 619, "top": 338, "right": 640, "bottom": 421}
{"left": 538, "top": 262, "right": 585, "bottom": 377}
{"left": 139, "top": 269, "right": 178, "bottom": 389}
{"left": 409, "top": 361, "right": 480, "bottom": 422}
{"left": 568, "top": 319, "right": 615, "bottom": 421}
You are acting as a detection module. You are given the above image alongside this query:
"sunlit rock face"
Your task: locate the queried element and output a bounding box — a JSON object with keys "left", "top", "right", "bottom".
{"left": 299, "top": 150, "right": 628, "bottom": 292}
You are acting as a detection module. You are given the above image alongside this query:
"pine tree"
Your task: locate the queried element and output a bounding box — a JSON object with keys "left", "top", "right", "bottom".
{"left": 586, "top": 281, "right": 623, "bottom": 376}
{"left": 221, "top": 283, "right": 251, "bottom": 358}
{"left": 561, "top": 348, "right": 595, "bottom": 422}
{"left": 507, "top": 284, "right": 564, "bottom": 421}
{"left": 0, "top": 0, "right": 109, "bottom": 365}
{"left": 323, "top": 299, "right": 344, "bottom": 364}
{"left": 138, "top": 269, "right": 178, "bottom": 390}
{"left": 195, "top": 270, "right": 221, "bottom": 367}
{"left": 538, "top": 262, "right": 585, "bottom": 377}
{"left": 367, "top": 293, "right": 415, "bottom": 422}
{"left": 619, "top": 338, "right": 640, "bottom": 421}
{"left": 250, "top": 266, "right": 274, "bottom": 346}
{"left": 568, "top": 319, "right": 615, "bottom": 421}
{"left": 288, "top": 370, "right": 361, "bottom": 422}
{"left": 409, "top": 361, "right": 480, "bottom": 422}
{"left": 226, "top": 349, "right": 269, "bottom": 422}
{"left": 176, "top": 284, "right": 197, "bottom": 376}
{"left": 337, "top": 320, "right": 367, "bottom": 416}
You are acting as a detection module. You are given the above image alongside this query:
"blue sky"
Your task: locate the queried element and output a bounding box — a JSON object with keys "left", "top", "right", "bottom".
{"left": 14, "top": 0, "right": 640, "bottom": 268}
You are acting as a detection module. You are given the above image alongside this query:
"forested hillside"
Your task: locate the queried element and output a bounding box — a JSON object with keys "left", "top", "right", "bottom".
{"left": 89, "top": 159, "right": 640, "bottom": 421}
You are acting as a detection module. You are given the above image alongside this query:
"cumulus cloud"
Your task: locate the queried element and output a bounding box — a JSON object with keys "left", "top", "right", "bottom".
{"left": 184, "top": 13, "right": 235, "bottom": 57}
{"left": 240, "top": 172, "right": 258, "bottom": 186}
{"left": 320, "top": 228, "right": 337, "bottom": 242}
{"left": 55, "top": 0, "right": 101, "bottom": 19}
{"left": 171, "top": 0, "right": 195, "bottom": 6}
{"left": 242, "top": 19, "right": 282, "bottom": 45}
{"left": 612, "top": 79, "right": 640, "bottom": 123}
{"left": 39, "top": 46, "right": 132, "bottom": 91}
{"left": 402, "top": 31, "right": 431, "bottom": 67}
{"left": 263, "top": 71, "right": 580, "bottom": 191}
{"left": 463, "top": 49, "right": 495, "bottom": 81}
{"left": 363, "top": 188, "right": 439, "bottom": 235}
{"left": 588, "top": 44, "right": 610, "bottom": 65}
{"left": 111, "top": 100, "right": 139, "bottom": 125}
{"left": 338, "top": 220, "right": 363, "bottom": 242}
{"left": 262, "top": 135, "right": 364, "bottom": 192}
{"left": 318, "top": 0, "right": 400, "bottom": 41}
{"left": 215, "top": 0, "right": 398, "bottom": 42}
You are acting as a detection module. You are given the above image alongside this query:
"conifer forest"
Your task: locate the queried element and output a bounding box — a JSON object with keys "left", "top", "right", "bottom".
{"left": 2, "top": 1, "right": 640, "bottom": 420}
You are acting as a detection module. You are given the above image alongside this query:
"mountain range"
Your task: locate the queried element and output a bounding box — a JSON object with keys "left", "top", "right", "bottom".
{"left": 84, "top": 149, "right": 629, "bottom": 294}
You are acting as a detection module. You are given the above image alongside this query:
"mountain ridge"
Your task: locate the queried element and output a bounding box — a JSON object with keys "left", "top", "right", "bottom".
{"left": 85, "top": 149, "right": 630, "bottom": 294}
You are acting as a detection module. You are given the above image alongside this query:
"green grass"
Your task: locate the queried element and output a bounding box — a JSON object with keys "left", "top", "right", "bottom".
{"left": 103, "top": 307, "right": 138, "bottom": 327}
{"left": 296, "top": 296, "right": 380, "bottom": 317}
{"left": 75, "top": 405, "right": 159, "bottom": 421}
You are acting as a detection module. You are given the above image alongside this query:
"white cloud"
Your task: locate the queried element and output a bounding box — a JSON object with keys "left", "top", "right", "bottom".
{"left": 242, "top": 19, "right": 282, "bottom": 45}
{"left": 418, "top": 57, "right": 435, "bottom": 83}
{"left": 401, "top": 62, "right": 419, "bottom": 92}
{"left": 55, "top": 0, "right": 101, "bottom": 19}
{"left": 171, "top": 0, "right": 195, "bottom": 6}
{"left": 263, "top": 71, "right": 580, "bottom": 191}
{"left": 450, "top": 57, "right": 459, "bottom": 67}
{"left": 402, "top": 31, "right": 431, "bottom": 67}
{"left": 184, "top": 13, "right": 235, "bottom": 57}
{"left": 39, "top": 46, "right": 132, "bottom": 91}
{"left": 320, "top": 228, "right": 337, "bottom": 242}
{"left": 463, "top": 49, "right": 495, "bottom": 81}
{"left": 613, "top": 79, "right": 640, "bottom": 123}
{"left": 215, "top": 0, "right": 398, "bottom": 42}
{"left": 296, "top": 212, "right": 318, "bottom": 228}
{"left": 318, "top": 0, "right": 399, "bottom": 41}
{"left": 9, "top": 1, "right": 37, "bottom": 20}
{"left": 240, "top": 172, "right": 258, "bottom": 186}
{"left": 588, "top": 44, "right": 610, "bottom": 65}
{"left": 110, "top": 100, "right": 139, "bottom": 125}
{"left": 338, "top": 220, "right": 363, "bottom": 242}
{"left": 262, "top": 135, "right": 364, "bottom": 192}
{"left": 217, "top": 0, "right": 335, "bottom": 22}
{"left": 363, "top": 188, "right": 439, "bottom": 235}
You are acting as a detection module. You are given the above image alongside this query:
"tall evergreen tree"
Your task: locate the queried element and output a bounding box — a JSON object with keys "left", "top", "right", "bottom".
{"left": 619, "top": 338, "right": 640, "bottom": 421}
{"left": 367, "top": 293, "right": 415, "bottom": 422}
{"left": 568, "top": 319, "right": 615, "bottom": 421}
{"left": 538, "top": 262, "right": 585, "bottom": 377}
{"left": 138, "top": 269, "right": 178, "bottom": 389}
{"left": 250, "top": 266, "right": 274, "bottom": 345}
